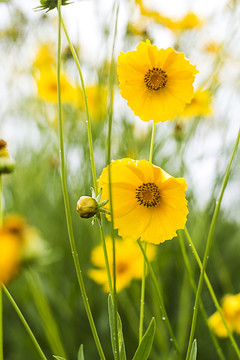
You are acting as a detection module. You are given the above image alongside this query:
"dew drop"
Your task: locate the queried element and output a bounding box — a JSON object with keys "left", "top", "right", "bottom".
{"left": 189, "top": 244, "right": 191, "bottom": 247}
{"left": 162, "top": 316, "right": 166, "bottom": 320}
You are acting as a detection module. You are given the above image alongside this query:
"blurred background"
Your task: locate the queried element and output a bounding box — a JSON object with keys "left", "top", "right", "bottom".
{"left": 0, "top": 0, "right": 240, "bottom": 359}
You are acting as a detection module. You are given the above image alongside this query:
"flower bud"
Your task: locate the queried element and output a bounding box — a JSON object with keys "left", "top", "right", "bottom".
{"left": 77, "top": 196, "right": 98, "bottom": 219}
{"left": 0, "top": 139, "right": 15, "bottom": 174}
{"left": 36, "top": 0, "right": 72, "bottom": 12}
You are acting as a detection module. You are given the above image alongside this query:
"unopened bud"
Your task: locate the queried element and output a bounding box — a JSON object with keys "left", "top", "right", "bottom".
{"left": 0, "top": 140, "right": 15, "bottom": 174}
{"left": 36, "top": 0, "right": 72, "bottom": 12}
{"left": 77, "top": 196, "right": 98, "bottom": 219}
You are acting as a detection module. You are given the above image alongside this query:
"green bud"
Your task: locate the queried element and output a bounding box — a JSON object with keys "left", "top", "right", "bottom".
{"left": 77, "top": 196, "right": 98, "bottom": 219}
{"left": 36, "top": 0, "right": 72, "bottom": 12}
{"left": 0, "top": 139, "right": 15, "bottom": 175}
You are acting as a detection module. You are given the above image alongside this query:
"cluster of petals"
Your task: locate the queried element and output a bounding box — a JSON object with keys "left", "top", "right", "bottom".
{"left": 98, "top": 158, "right": 188, "bottom": 245}
{"left": 117, "top": 40, "right": 198, "bottom": 123}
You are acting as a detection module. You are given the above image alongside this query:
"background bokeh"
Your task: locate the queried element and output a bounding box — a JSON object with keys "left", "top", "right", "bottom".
{"left": 0, "top": 0, "right": 240, "bottom": 359}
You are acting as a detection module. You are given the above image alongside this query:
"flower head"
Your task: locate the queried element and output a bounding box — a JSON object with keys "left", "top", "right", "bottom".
{"left": 208, "top": 293, "right": 240, "bottom": 337}
{"left": 117, "top": 40, "right": 198, "bottom": 123}
{"left": 180, "top": 89, "right": 212, "bottom": 119}
{"left": 98, "top": 158, "right": 188, "bottom": 244}
{"left": 88, "top": 236, "right": 156, "bottom": 292}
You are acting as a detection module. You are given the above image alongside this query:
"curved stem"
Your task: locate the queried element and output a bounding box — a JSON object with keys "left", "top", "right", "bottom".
{"left": 185, "top": 128, "right": 240, "bottom": 360}
{"left": 2, "top": 285, "right": 47, "bottom": 360}
{"left": 61, "top": 18, "right": 98, "bottom": 195}
{"left": 137, "top": 239, "right": 182, "bottom": 360}
{"left": 57, "top": 3, "right": 106, "bottom": 359}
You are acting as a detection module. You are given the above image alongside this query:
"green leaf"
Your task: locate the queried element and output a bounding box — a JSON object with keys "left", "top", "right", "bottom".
{"left": 132, "top": 318, "right": 156, "bottom": 360}
{"left": 78, "top": 344, "right": 85, "bottom": 360}
{"left": 53, "top": 356, "right": 66, "bottom": 360}
{"left": 108, "top": 294, "right": 127, "bottom": 360}
{"left": 189, "top": 339, "right": 197, "bottom": 360}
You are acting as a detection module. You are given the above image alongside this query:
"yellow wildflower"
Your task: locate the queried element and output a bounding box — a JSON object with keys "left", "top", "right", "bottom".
{"left": 0, "top": 139, "right": 15, "bottom": 174}
{"left": 208, "top": 293, "right": 240, "bottom": 337}
{"left": 88, "top": 236, "right": 156, "bottom": 292}
{"left": 33, "top": 43, "right": 55, "bottom": 71}
{"left": 117, "top": 40, "right": 198, "bottom": 123}
{"left": 82, "top": 85, "right": 108, "bottom": 122}
{"left": 180, "top": 89, "right": 212, "bottom": 119}
{"left": 98, "top": 158, "right": 188, "bottom": 244}
{"left": 36, "top": 69, "right": 79, "bottom": 104}
{"left": 0, "top": 231, "right": 21, "bottom": 284}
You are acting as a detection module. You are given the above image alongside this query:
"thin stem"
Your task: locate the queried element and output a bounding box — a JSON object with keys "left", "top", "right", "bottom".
{"left": 2, "top": 285, "right": 47, "bottom": 360}
{"left": 139, "top": 241, "right": 147, "bottom": 343}
{"left": 178, "top": 231, "right": 225, "bottom": 360}
{"left": 57, "top": 3, "right": 106, "bottom": 359}
{"left": 185, "top": 128, "right": 240, "bottom": 360}
{"left": 61, "top": 18, "right": 98, "bottom": 195}
{"left": 137, "top": 239, "right": 182, "bottom": 360}
{"left": 139, "top": 121, "right": 155, "bottom": 343}
{"left": 184, "top": 227, "right": 240, "bottom": 359}
{"left": 0, "top": 175, "right": 3, "bottom": 360}
{"left": 98, "top": 218, "right": 113, "bottom": 295}
{"left": 107, "top": 4, "right": 120, "bottom": 359}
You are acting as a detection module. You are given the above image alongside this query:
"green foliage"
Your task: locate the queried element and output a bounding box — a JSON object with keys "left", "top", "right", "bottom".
{"left": 132, "top": 318, "right": 156, "bottom": 360}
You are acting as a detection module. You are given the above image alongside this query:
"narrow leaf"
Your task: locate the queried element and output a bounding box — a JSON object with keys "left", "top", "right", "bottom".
{"left": 132, "top": 318, "right": 156, "bottom": 360}
{"left": 189, "top": 339, "right": 197, "bottom": 360}
{"left": 108, "top": 294, "right": 127, "bottom": 360}
{"left": 53, "top": 356, "right": 66, "bottom": 360}
{"left": 78, "top": 344, "right": 85, "bottom": 360}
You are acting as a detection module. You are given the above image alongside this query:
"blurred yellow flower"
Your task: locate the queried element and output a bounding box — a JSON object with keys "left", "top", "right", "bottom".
{"left": 98, "top": 158, "right": 188, "bottom": 244}
{"left": 180, "top": 89, "right": 212, "bottom": 119}
{"left": 0, "top": 231, "right": 21, "bottom": 284}
{"left": 88, "top": 236, "right": 156, "bottom": 292}
{"left": 117, "top": 40, "right": 198, "bottom": 123}
{"left": 137, "top": 1, "right": 203, "bottom": 31}
{"left": 36, "top": 69, "right": 79, "bottom": 104}
{"left": 81, "top": 85, "right": 108, "bottom": 121}
{"left": 0, "top": 214, "right": 47, "bottom": 285}
{"left": 204, "top": 41, "right": 222, "bottom": 54}
{"left": 33, "top": 43, "right": 55, "bottom": 71}
{"left": 208, "top": 293, "right": 240, "bottom": 337}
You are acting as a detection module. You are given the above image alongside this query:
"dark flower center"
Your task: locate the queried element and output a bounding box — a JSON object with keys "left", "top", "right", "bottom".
{"left": 144, "top": 67, "right": 167, "bottom": 91}
{"left": 135, "top": 182, "right": 161, "bottom": 207}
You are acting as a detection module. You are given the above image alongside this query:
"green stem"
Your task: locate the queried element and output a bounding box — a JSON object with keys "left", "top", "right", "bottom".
{"left": 0, "top": 175, "right": 3, "bottom": 360}
{"left": 139, "top": 241, "right": 147, "bottom": 343}
{"left": 57, "top": 3, "right": 106, "bottom": 359}
{"left": 107, "top": 4, "right": 120, "bottom": 359}
{"left": 184, "top": 227, "right": 240, "bottom": 359}
{"left": 137, "top": 239, "right": 182, "bottom": 360}
{"left": 61, "top": 18, "right": 98, "bottom": 195}
{"left": 185, "top": 128, "right": 240, "bottom": 360}
{"left": 2, "top": 285, "right": 47, "bottom": 360}
{"left": 139, "top": 121, "right": 155, "bottom": 343}
{"left": 178, "top": 231, "right": 225, "bottom": 360}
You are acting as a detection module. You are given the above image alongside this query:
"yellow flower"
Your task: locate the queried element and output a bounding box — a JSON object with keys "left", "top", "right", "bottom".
{"left": 0, "top": 139, "right": 15, "bottom": 174}
{"left": 117, "top": 40, "right": 198, "bottom": 123}
{"left": 33, "top": 43, "right": 55, "bottom": 71}
{"left": 98, "top": 158, "right": 188, "bottom": 244}
{"left": 81, "top": 85, "right": 108, "bottom": 122}
{"left": 88, "top": 236, "right": 156, "bottom": 292}
{"left": 0, "top": 231, "right": 21, "bottom": 284}
{"left": 208, "top": 293, "right": 240, "bottom": 337}
{"left": 180, "top": 89, "right": 212, "bottom": 119}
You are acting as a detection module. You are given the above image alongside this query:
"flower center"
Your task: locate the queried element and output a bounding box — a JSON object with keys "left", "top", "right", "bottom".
{"left": 144, "top": 67, "right": 167, "bottom": 91}
{"left": 135, "top": 182, "right": 161, "bottom": 207}
{"left": 116, "top": 261, "right": 128, "bottom": 274}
